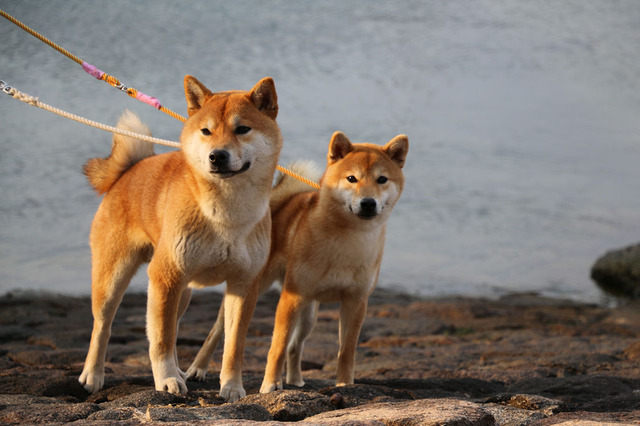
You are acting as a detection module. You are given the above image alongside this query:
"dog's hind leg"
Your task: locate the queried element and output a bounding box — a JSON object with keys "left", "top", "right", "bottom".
{"left": 335, "top": 297, "right": 368, "bottom": 386}
{"left": 186, "top": 296, "right": 225, "bottom": 381}
{"left": 174, "top": 287, "right": 192, "bottom": 380}
{"left": 79, "top": 243, "right": 144, "bottom": 394}
{"left": 286, "top": 300, "right": 318, "bottom": 387}
{"left": 219, "top": 279, "right": 260, "bottom": 402}
{"left": 261, "top": 288, "right": 307, "bottom": 393}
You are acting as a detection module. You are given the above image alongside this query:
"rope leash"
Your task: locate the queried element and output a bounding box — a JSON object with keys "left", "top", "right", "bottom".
{"left": 0, "top": 8, "right": 320, "bottom": 189}
{"left": 1, "top": 81, "right": 180, "bottom": 148}
{"left": 0, "top": 9, "right": 184, "bottom": 121}
{"left": 1, "top": 81, "right": 321, "bottom": 189}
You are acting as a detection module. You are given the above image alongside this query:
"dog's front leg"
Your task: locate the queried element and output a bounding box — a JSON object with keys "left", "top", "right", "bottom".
{"left": 218, "top": 280, "right": 259, "bottom": 402}
{"left": 147, "top": 259, "right": 188, "bottom": 395}
{"left": 336, "top": 297, "right": 368, "bottom": 386}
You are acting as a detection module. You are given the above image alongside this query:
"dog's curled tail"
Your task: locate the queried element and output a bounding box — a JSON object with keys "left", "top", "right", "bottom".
{"left": 83, "top": 110, "right": 154, "bottom": 194}
{"left": 270, "top": 160, "right": 323, "bottom": 212}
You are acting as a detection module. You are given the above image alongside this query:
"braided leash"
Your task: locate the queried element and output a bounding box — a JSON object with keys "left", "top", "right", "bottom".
{"left": 1, "top": 9, "right": 320, "bottom": 189}
{"left": 1, "top": 81, "right": 180, "bottom": 148}
{"left": 0, "top": 9, "right": 184, "bottom": 121}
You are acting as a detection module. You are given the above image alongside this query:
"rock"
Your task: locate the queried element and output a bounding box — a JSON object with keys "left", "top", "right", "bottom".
{"left": 551, "top": 421, "right": 636, "bottom": 426}
{"left": 591, "top": 243, "right": 640, "bottom": 298}
{"left": 484, "top": 403, "right": 547, "bottom": 425}
{"left": 509, "top": 376, "right": 634, "bottom": 406}
{"left": 581, "top": 390, "right": 640, "bottom": 412}
{"left": 145, "top": 403, "right": 271, "bottom": 422}
{"left": 304, "top": 398, "right": 495, "bottom": 425}
{"left": 0, "top": 401, "right": 100, "bottom": 424}
{"left": 86, "top": 406, "right": 138, "bottom": 421}
{"left": 101, "top": 389, "right": 187, "bottom": 408}
{"left": 9, "top": 348, "right": 87, "bottom": 366}
{"left": 483, "top": 393, "right": 565, "bottom": 425}
{"left": 1, "top": 289, "right": 640, "bottom": 424}
{"left": 484, "top": 393, "right": 564, "bottom": 415}
{"left": 317, "top": 383, "right": 414, "bottom": 407}
{"left": 241, "top": 390, "right": 334, "bottom": 421}
{"left": 623, "top": 341, "right": 640, "bottom": 361}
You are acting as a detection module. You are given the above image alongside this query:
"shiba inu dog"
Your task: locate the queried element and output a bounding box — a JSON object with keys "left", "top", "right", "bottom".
{"left": 78, "top": 76, "right": 282, "bottom": 402}
{"left": 185, "top": 131, "right": 408, "bottom": 391}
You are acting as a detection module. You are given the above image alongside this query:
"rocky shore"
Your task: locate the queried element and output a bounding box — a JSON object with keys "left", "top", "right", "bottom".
{"left": 1, "top": 287, "right": 639, "bottom": 424}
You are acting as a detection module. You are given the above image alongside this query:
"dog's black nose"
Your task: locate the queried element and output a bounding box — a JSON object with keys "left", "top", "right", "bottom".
{"left": 360, "top": 198, "right": 377, "bottom": 214}
{"left": 209, "top": 150, "right": 230, "bottom": 166}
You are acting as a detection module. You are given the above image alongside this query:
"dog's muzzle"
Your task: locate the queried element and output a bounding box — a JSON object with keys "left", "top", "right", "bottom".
{"left": 209, "top": 150, "right": 251, "bottom": 178}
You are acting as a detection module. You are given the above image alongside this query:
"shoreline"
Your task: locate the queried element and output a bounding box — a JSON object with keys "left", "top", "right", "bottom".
{"left": 1, "top": 287, "right": 639, "bottom": 424}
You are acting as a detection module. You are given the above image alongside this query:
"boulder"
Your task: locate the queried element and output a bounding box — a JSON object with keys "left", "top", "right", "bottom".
{"left": 304, "top": 398, "right": 495, "bottom": 425}
{"left": 241, "top": 390, "right": 334, "bottom": 421}
{"left": 591, "top": 242, "right": 640, "bottom": 298}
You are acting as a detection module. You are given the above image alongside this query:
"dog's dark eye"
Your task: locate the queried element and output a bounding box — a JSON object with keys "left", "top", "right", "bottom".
{"left": 201, "top": 128, "right": 211, "bottom": 136}
{"left": 377, "top": 176, "right": 388, "bottom": 184}
{"left": 346, "top": 175, "right": 358, "bottom": 183}
{"left": 235, "top": 125, "right": 251, "bottom": 135}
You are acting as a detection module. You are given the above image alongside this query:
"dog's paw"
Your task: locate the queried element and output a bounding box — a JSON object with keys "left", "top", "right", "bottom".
{"left": 155, "top": 376, "right": 188, "bottom": 395}
{"left": 259, "top": 380, "right": 283, "bottom": 394}
{"left": 287, "top": 378, "right": 306, "bottom": 388}
{"left": 185, "top": 365, "right": 208, "bottom": 382}
{"left": 178, "top": 367, "right": 187, "bottom": 381}
{"left": 219, "top": 383, "right": 246, "bottom": 402}
{"left": 78, "top": 370, "right": 104, "bottom": 394}
{"left": 286, "top": 370, "right": 305, "bottom": 388}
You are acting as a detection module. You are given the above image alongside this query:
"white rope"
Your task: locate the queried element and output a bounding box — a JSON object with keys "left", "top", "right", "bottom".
{"left": 1, "top": 81, "right": 181, "bottom": 149}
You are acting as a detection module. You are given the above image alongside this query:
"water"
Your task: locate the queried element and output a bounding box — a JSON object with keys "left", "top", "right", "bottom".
{"left": 1, "top": 0, "right": 639, "bottom": 302}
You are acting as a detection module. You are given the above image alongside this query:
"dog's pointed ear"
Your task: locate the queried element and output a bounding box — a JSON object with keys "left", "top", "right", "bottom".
{"left": 328, "top": 131, "right": 354, "bottom": 164}
{"left": 184, "top": 75, "right": 212, "bottom": 116}
{"left": 250, "top": 77, "right": 278, "bottom": 119}
{"left": 383, "top": 134, "right": 409, "bottom": 168}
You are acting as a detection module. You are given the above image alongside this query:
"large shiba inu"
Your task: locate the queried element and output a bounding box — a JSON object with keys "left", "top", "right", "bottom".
{"left": 185, "top": 131, "right": 408, "bottom": 391}
{"left": 78, "top": 76, "right": 282, "bottom": 402}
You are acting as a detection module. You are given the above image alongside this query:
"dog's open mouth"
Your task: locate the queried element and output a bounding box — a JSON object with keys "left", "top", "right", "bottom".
{"left": 210, "top": 162, "right": 251, "bottom": 178}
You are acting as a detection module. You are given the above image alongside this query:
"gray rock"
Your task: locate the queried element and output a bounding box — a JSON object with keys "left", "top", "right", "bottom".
{"left": 591, "top": 243, "right": 640, "bottom": 298}
{"left": 100, "top": 389, "right": 187, "bottom": 408}
{"left": 317, "top": 383, "right": 414, "bottom": 407}
{"left": 144, "top": 403, "right": 272, "bottom": 422}
{"left": 0, "top": 402, "right": 100, "bottom": 424}
{"left": 304, "top": 398, "right": 495, "bottom": 425}
{"left": 482, "top": 393, "right": 565, "bottom": 425}
{"left": 552, "top": 421, "right": 636, "bottom": 426}
{"left": 484, "top": 393, "right": 565, "bottom": 415}
{"left": 9, "top": 348, "right": 87, "bottom": 366}
{"left": 509, "top": 375, "right": 633, "bottom": 405}
{"left": 241, "top": 390, "right": 334, "bottom": 421}
{"left": 0, "top": 394, "right": 62, "bottom": 405}
{"left": 484, "top": 403, "right": 546, "bottom": 426}
{"left": 86, "top": 407, "right": 139, "bottom": 421}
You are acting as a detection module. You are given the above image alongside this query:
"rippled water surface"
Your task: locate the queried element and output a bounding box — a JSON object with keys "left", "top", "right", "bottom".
{"left": 1, "top": 1, "right": 639, "bottom": 301}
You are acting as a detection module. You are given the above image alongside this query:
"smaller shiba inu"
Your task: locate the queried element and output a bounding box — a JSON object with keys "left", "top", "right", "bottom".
{"left": 184, "top": 131, "right": 408, "bottom": 390}
{"left": 259, "top": 131, "right": 408, "bottom": 392}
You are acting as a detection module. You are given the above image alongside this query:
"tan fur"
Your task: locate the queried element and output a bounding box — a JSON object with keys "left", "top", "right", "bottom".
{"left": 83, "top": 110, "right": 154, "bottom": 194}
{"left": 78, "top": 76, "right": 282, "bottom": 402}
{"left": 185, "top": 131, "right": 408, "bottom": 390}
